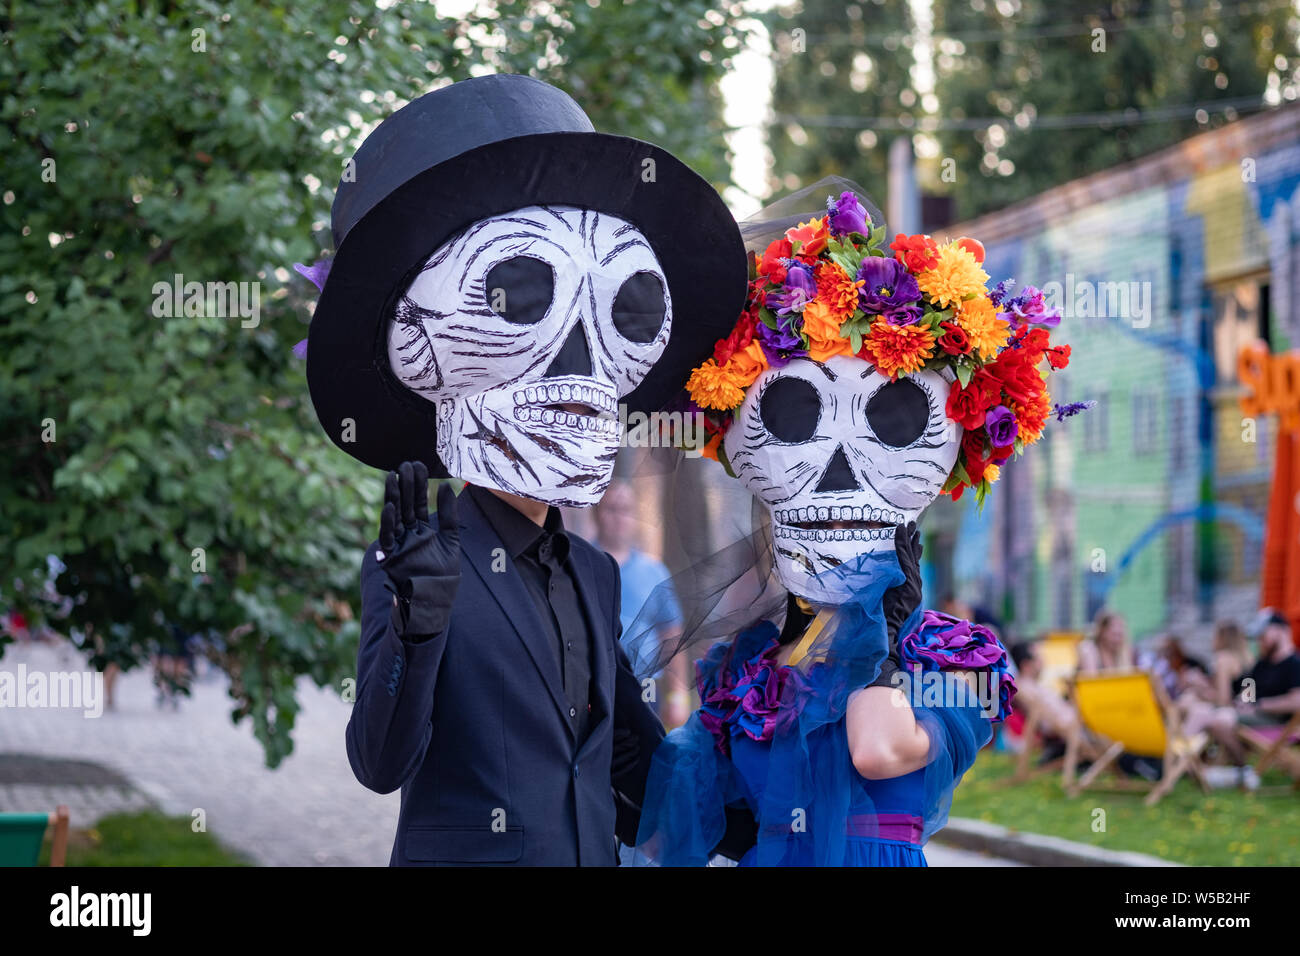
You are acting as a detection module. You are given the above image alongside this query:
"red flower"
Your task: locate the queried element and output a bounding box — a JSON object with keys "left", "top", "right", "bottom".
{"left": 891, "top": 233, "right": 939, "bottom": 272}
{"left": 713, "top": 311, "right": 758, "bottom": 365}
{"left": 1046, "top": 344, "right": 1071, "bottom": 370}
{"left": 962, "top": 430, "right": 991, "bottom": 484}
{"left": 758, "top": 238, "right": 793, "bottom": 284}
{"left": 937, "top": 321, "right": 972, "bottom": 356}
{"left": 946, "top": 372, "right": 999, "bottom": 431}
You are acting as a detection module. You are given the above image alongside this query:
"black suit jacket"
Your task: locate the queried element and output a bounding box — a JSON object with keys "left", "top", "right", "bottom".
{"left": 345, "top": 489, "right": 665, "bottom": 865}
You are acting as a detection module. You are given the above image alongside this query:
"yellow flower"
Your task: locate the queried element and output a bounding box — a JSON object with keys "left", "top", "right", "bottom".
{"left": 801, "top": 299, "right": 853, "bottom": 361}
{"left": 955, "top": 295, "right": 1010, "bottom": 360}
{"left": 861, "top": 320, "right": 936, "bottom": 379}
{"left": 917, "top": 242, "right": 990, "bottom": 309}
{"left": 984, "top": 464, "right": 1001, "bottom": 484}
{"left": 686, "top": 359, "right": 746, "bottom": 411}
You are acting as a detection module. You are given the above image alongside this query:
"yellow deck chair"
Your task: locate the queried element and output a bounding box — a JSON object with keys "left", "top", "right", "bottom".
{"left": 1037, "top": 632, "right": 1083, "bottom": 696}
{"left": 1066, "top": 670, "right": 1209, "bottom": 806}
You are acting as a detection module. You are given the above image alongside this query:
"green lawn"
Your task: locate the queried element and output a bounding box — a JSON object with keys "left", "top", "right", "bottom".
{"left": 41, "top": 811, "right": 252, "bottom": 867}
{"left": 950, "top": 752, "right": 1300, "bottom": 866}
{"left": 946, "top": 754, "right": 1300, "bottom": 868}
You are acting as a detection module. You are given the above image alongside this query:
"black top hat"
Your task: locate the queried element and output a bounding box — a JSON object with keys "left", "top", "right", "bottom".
{"left": 306, "top": 73, "right": 747, "bottom": 475}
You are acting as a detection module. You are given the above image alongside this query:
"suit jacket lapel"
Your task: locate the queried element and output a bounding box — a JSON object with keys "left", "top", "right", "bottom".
{"left": 458, "top": 491, "right": 571, "bottom": 730}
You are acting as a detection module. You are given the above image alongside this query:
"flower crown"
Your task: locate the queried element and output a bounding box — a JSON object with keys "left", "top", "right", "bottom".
{"left": 684, "top": 191, "right": 1072, "bottom": 503}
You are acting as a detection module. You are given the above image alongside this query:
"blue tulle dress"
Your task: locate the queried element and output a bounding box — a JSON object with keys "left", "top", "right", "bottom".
{"left": 635, "top": 550, "right": 1016, "bottom": 867}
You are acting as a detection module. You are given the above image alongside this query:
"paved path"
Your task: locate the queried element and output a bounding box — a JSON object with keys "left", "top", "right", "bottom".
{"left": 0, "top": 641, "right": 398, "bottom": 866}
{"left": 0, "top": 640, "right": 1023, "bottom": 866}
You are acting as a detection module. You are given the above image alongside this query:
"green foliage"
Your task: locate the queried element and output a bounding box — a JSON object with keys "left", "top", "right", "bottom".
{"left": 931, "top": 0, "right": 1298, "bottom": 220}
{"left": 0, "top": 0, "right": 742, "bottom": 766}
{"left": 764, "top": 0, "right": 917, "bottom": 196}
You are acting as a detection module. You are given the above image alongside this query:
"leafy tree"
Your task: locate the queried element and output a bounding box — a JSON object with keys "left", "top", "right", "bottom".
{"left": 931, "top": 0, "right": 1298, "bottom": 220}
{"left": 764, "top": 0, "right": 918, "bottom": 197}
{"left": 0, "top": 0, "right": 743, "bottom": 766}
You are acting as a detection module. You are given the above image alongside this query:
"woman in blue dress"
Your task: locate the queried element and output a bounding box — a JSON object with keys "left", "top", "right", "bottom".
{"left": 627, "top": 180, "right": 1067, "bottom": 866}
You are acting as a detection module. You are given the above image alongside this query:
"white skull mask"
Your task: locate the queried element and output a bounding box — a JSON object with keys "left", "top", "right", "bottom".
{"left": 386, "top": 205, "right": 671, "bottom": 506}
{"left": 723, "top": 355, "right": 961, "bottom": 602}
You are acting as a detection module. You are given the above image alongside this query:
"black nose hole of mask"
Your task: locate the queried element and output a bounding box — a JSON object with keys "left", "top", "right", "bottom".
{"left": 484, "top": 256, "right": 554, "bottom": 325}
{"left": 759, "top": 376, "right": 820, "bottom": 443}
{"left": 544, "top": 324, "right": 594, "bottom": 378}
{"left": 865, "top": 378, "right": 929, "bottom": 447}
{"left": 814, "top": 444, "right": 862, "bottom": 493}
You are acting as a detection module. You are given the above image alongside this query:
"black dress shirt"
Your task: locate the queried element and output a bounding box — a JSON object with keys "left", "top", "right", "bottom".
{"left": 468, "top": 484, "right": 594, "bottom": 741}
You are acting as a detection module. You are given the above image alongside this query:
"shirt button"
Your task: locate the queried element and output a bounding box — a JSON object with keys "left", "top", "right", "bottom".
{"left": 569, "top": 707, "right": 577, "bottom": 718}
{"left": 566, "top": 641, "right": 573, "bottom": 650}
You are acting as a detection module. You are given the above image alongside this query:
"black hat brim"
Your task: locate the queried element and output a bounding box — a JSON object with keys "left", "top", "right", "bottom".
{"left": 307, "top": 131, "right": 746, "bottom": 476}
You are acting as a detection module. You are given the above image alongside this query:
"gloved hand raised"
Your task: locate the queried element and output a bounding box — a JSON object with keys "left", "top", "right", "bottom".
{"left": 376, "top": 461, "right": 461, "bottom": 640}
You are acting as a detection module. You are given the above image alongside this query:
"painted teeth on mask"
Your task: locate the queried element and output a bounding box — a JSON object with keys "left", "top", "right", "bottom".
{"left": 773, "top": 525, "right": 897, "bottom": 542}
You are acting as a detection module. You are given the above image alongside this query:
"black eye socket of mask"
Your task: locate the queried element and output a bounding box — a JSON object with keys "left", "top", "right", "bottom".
{"left": 866, "top": 378, "right": 930, "bottom": 447}
{"left": 759, "top": 376, "right": 821, "bottom": 443}
{"left": 612, "top": 270, "right": 668, "bottom": 343}
{"left": 484, "top": 256, "right": 555, "bottom": 325}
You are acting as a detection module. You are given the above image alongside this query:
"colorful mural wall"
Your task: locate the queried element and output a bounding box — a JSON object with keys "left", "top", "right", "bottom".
{"left": 935, "top": 105, "right": 1300, "bottom": 646}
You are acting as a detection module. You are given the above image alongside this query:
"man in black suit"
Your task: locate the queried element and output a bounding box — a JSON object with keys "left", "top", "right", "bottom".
{"left": 305, "top": 75, "right": 752, "bottom": 865}
{"left": 346, "top": 463, "right": 668, "bottom": 865}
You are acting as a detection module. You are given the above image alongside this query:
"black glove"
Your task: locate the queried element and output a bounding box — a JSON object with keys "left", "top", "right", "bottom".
{"left": 376, "top": 461, "right": 461, "bottom": 640}
{"left": 871, "top": 521, "right": 923, "bottom": 689}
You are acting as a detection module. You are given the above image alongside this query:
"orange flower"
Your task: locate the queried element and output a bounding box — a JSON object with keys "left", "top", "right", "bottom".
{"left": 686, "top": 359, "right": 746, "bottom": 411}
{"left": 860, "top": 320, "right": 936, "bottom": 380}
{"left": 700, "top": 431, "right": 724, "bottom": 462}
{"left": 727, "top": 339, "right": 768, "bottom": 388}
{"left": 955, "top": 295, "right": 1010, "bottom": 360}
{"left": 955, "top": 237, "right": 986, "bottom": 263}
{"left": 815, "top": 261, "right": 864, "bottom": 323}
{"left": 1012, "top": 389, "right": 1051, "bottom": 444}
{"left": 801, "top": 299, "right": 853, "bottom": 360}
{"left": 786, "top": 216, "right": 829, "bottom": 259}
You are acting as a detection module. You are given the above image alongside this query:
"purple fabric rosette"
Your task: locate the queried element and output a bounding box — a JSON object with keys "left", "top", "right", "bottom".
{"left": 898, "top": 610, "right": 1017, "bottom": 722}
{"left": 696, "top": 624, "right": 807, "bottom": 756}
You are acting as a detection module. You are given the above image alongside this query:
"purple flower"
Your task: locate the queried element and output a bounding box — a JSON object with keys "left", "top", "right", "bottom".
{"left": 826, "top": 190, "right": 871, "bottom": 237}
{"left": 292, "top": 338, "right": 309, "bottom": 359}
{"left": 293, "top": 258, "right": 332, "bottom": 291}
{"left": 768, "top": 260, "right": 818, "bottom": 315}
{"left": 987, "top": 278, "right": 1015, "bottom": 307}
{"left": 1053, "top": 400, "right": 1096, "bottom": 421}
{"left": 856, "top": 256, "right": 923, "bottom": 325}
{"left": 1001, "top": 285, "right": 1061, "bottom": 328}
{"left": 984, "top": 405, "right": 1019, "bottom": 448}
{"left": 757, "top": 315, "right": 805, "bottom": 367}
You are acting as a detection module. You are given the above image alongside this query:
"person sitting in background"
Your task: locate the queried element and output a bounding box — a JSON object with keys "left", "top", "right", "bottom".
{"left": 592, "top": 480, "right": 691, "bottom": 730}
{"left": 1182, "top": 611, "right": 1299, "bottom": 788}
{"left": 1237, "top": 611, "right": 1300, "bottom": 726}
{"left": 1077, "top": 608, "right": 1135, "bottom": 675}
{"left": 1208, "top": 620, "right": 1252, "bottom": 707}
{"left": 1148, "top": 634, "right": 1210, "bottom": 700}
{"left": 1009, "top": 641, "right": 1081, "bottom": 759}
